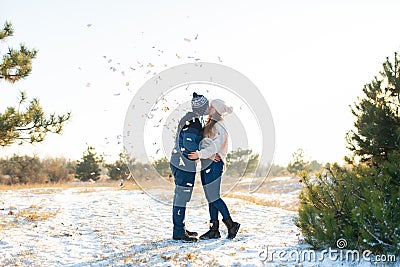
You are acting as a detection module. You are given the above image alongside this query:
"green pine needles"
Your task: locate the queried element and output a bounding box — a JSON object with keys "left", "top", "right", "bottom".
{"left": 297, "top": 52, "right": 400, "bottom": 255}
{"left": 0, "top": 21, "right": 70, "bottom": 146}
{"left": 75, "top": 146, "right": 102, "bottom": 182}
{"left": 0, "top": 21, "right": 37, "bottom": 83}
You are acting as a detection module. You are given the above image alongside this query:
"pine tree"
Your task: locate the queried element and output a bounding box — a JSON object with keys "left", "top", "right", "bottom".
{"left": 225, "top": 148, "right": 258, "bottom": 177}
{"left": 297, "top": 164, "right": 360, "bottom": 249}
{"left": 106, "top": 153, "right": 130, "bottom": 180}
{"left": 352, "top": 151, "right": 400, "bottom": 253}
{"left": 244, "top": 153, "right": 259, "bottom": 176}
{"left": 297, "top": 52, "right": 400, "bottom": 255}
{"left": 152, "top": 157, "right": 171, "bottom": 177}
{"left": 0, "top": 21, "right": 70, "bottom": 146}
{"left": 287, "top": 148, "right": 310, "bottom": 175}
{"left": 75, "top": 146, "right": 102, "bottom": 181}
{"left": 346, "top": 52, "right": 400, "bottom": 166}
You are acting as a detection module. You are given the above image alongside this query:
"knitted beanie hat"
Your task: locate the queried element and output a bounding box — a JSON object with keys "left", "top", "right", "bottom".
{"left": 191, "top": 92, "right": 209, "bottom": 115}
{"left": 211, "top": 99, "right": 233, "bottom": 115}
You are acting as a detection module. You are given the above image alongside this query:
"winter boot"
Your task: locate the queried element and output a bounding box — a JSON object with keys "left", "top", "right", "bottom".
{"left": 185, "top": 229, "right": 198, "bottom": 237}
{"left": 222, "top": 217, "right": 240, "bottom": 239}
{"left": 199, "top": 220, "right": 221, "bottom": 240}
{"left": 173, "top": 232, "right": 198, "bottom": 242}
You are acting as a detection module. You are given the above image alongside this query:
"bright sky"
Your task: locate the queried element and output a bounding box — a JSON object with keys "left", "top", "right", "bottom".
{"left": 1, "top": 0, "right": 400, "bottom": 165}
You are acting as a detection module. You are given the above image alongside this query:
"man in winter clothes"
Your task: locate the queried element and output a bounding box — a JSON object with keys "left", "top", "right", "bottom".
{"left": 170, "top": 92, "right": 209, "bottom": 242}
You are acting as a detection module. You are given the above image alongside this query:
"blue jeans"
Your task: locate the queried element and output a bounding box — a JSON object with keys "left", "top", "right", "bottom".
{"left": 170, "top": 163, "right": 195, "bottom": 236}
{"left": 200, "top": 160, "right": 231, "bottom": 221}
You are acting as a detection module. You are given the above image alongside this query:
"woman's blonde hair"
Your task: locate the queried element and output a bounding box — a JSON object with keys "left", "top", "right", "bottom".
{"left": 203, "top": 112, "right": 222, "bottom": 138}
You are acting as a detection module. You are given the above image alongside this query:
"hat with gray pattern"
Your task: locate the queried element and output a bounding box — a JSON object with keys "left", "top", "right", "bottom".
{"left": 191, "top": 92, "right": 209, "bottom": 115}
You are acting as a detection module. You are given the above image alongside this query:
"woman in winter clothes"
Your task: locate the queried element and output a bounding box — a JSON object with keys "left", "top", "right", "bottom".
{"left": 188, "top": 99, "right": 240, "bottom": 239}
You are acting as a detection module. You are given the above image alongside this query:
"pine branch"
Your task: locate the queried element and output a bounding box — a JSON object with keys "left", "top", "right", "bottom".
{"left": 302, "top": 176, "right": 329, "bottom": 210}
{"left": 0, "top": 21, "right": 13, "bottom": 40}
{"left": 362, "top": 224, "right": 395, "bottom": 249}
{"left": 323, "top": 168, "right": 341, "bottom": 211}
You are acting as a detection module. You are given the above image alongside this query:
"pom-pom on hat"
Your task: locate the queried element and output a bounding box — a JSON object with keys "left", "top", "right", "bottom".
{"left": 211, "top": 99, "right": 233, "bottom": 115}
{"left": 191, "top": 92, "right": 209, "bottom": 115}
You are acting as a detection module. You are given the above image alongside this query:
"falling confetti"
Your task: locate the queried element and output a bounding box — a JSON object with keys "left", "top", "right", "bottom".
{"left": 184, "top": 38, "right": 191, "bottom": 42}
{"left": 147, "top": 63, "right": 154, "bottom": 68}
{"left": 162, "top": 106, "right": 169, "bottom": 112}
{"left": 194, "top": 34, "right": 199, "bottom": 40}
{"left": 143, "top": 114, "right": 154, "bottom": 119}
{"left": 86, "top": 24, "right": 92, "bottom": 28}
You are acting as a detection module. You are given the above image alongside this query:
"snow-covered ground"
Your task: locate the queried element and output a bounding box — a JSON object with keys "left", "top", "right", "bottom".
{"left": 0, "top": 187, "right": 398, "bottom": 266}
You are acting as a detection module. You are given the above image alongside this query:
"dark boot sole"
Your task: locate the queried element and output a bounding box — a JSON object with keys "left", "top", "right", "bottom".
{"left": 173, "top": 235, "right": 199, "bottom": 242}
{"left": 199, "top": 233, "right": 221, "bottom": 240}
{"left": 199, "top": 230, "right": 221, "bottom": 240}
{"left": 172, "top": 238, "right": 199, "bottom": 242}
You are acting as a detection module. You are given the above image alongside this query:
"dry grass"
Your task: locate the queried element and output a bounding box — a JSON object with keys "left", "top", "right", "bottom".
{"left": 117, "top": 182, "right": 139, "bottom": 190}
{"left": 123, "top": 255, "right": 148, "bottom": 264}
{"left": 0, "top": 181, "right": 139, "bottom": 191}
{"left": 29, "top": 188, "right": 63, "bottom": 195}
{"left": 1, "top": 205, "right": 58, "bottom": 231}
{"left": 226, "top": 193, "right": 280, "bottom": 206}
{"left": 223, "top": 176, "right": 301, "bottom": 211}
{"left": 226, "top": 192, "right": 298, "bottom": 211}
{"left": 17, "top": 208, "right": 59, "bottom": 222}
{"left": 0, "top": 182, "right": 81, "bottom": 191}
{"left": 75, "top": 187, "right": 102, "bottom": 194}
{"left": 0, "top": 221, "right": 17, "bottom": 231}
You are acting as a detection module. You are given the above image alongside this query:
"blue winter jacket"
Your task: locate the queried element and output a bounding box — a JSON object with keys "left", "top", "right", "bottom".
{"left": 170, "top": 112, "right": 203, "bottom": 172}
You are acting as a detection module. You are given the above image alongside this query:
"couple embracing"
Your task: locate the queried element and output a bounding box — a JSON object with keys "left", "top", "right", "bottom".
{"left": 170, "top": 92, "right": 240, "bottom": 242}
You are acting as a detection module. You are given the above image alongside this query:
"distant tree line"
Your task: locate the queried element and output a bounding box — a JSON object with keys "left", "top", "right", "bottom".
{"left": 0, "top": 155, "right": 76, "bottom": 184}
{"left": 0, "top": 146, "right": 305, "bottom": 185}
{"left": 287, "top": 148, "right": 323, "bottom": 175}
{"left": 149, "top": 148, "right": 294, "bottom": 178}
